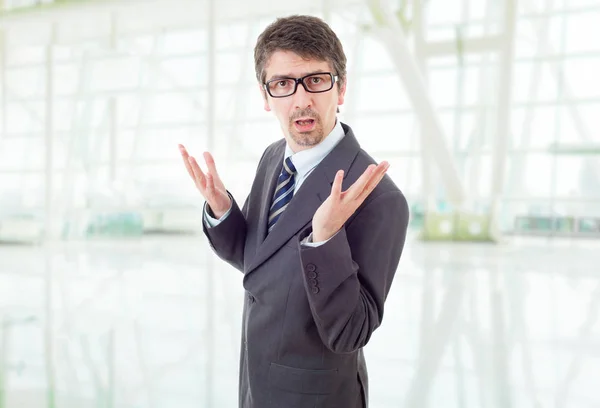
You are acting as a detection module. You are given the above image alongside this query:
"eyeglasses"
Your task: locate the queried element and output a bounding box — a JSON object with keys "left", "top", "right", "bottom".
{"left": 264, "top": 72, "right": 338, "bottom": 98}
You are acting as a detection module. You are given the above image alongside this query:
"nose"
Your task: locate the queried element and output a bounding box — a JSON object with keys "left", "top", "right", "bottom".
{"left": 292, "top": 82, "right": 312, "bottom": 110}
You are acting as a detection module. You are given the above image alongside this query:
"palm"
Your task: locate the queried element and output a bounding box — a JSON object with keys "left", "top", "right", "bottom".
{"left": 312, "top": 162, "right": 390, "bottom": 242}
{"left": 178, "top": 144, "right": 231, "bottom": 217}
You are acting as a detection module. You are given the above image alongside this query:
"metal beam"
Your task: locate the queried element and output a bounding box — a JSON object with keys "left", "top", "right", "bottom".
{"left": 228, "top": 21, "right": 257, "bottom": 159}
{"left": 367, "top": 0, "right": 466, "bottom": 207}
{"left": 467, "top": 0, "right": 499, "bottom": 207}
{"left": 205, "top": 1, "right": 216, "bottom": 406}
{"left": 0, "top": 28, "right": 5, "bottom": 142}
{"left": 44, "top": 24, "right": 57, "bottom": 241}
{"left": 342, "top": 20, "right": 364, "bottom": 121}
{"left": 412, "top": 0, "right": 436, "bottom": 212}
{"left": 452, "top": 0, "right": 471, "bottom": 202}
{"left": 43, "top": 27, "right": 58, "bottom": 408}
{"left": 108, "top": 12, "right": 117, "bottom": 183}
{"left": 129, "top": 29, "right": 164, "bottom": 167}
{"left": 489, "top": 0, "right": 518, "bottom": 231}
{"left": 423, "top": 35, "right": 504, "bottom": 57}
{"left": 505, "top": 0, "right": 555, "bottom": 200}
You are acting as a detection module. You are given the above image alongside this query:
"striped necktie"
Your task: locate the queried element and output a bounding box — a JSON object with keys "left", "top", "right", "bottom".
{"left": 268, "top": 157, "right": 297, "bottom": 233}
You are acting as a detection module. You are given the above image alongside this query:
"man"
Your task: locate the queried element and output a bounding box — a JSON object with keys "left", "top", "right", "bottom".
{"left": 179, "top": 15, "right": 409, "bottom": 408}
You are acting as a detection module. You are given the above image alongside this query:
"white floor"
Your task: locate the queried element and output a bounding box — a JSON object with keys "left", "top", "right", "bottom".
{"left": 0, "top": 232, "right": 599, "bottom": 408}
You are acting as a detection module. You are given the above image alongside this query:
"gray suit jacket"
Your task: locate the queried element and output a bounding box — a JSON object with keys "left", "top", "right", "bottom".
{"left": 203, "top": 123, "right": 409, "bottom": 408}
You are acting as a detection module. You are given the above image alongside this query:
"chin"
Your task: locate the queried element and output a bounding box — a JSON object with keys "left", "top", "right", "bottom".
{"left": 288, "top": 120, "right": 325, "bottom": 147}
{"left": 290, "top": 129, "right": 324, "bottom": 147}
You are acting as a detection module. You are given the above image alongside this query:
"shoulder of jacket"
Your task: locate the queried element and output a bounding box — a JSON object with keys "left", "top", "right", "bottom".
{"left": 351, "top": 149, "right": 406, "bottom": 203}
{"left": 260, "top": 139, "right": 286, "bottom": 162}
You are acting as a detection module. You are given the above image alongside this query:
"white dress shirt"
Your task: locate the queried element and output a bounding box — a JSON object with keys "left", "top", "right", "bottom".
{"left": 204, "top": 119, "right": 345, "bottom": 245}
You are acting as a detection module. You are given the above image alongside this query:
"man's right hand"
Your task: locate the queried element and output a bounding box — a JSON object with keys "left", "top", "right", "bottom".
{"left": 179, "top": 144, "right": 231, "bottom": 219}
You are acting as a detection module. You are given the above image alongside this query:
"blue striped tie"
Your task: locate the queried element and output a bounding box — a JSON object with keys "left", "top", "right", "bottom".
{"left": 268, "top": 157, "right": 297, "bottom": 233}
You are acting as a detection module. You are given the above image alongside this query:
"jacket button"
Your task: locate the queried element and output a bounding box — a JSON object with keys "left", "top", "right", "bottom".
{"left": 306, "top": 264, "right": 316, "bottom": 272}
{"left": 312, "top": 286, "right": 319, "bottom": 294}
{"left": 309, "top": 278, "right": 317, "bottom": 286}
{"left": 307, "top": 271, "right": 317, "bottom": 279}
{"left": 248, "top": 294, "right": 255, "bottom": 303}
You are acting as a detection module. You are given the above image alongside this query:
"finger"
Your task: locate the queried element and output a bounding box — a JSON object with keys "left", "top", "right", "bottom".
{"left": 364, "top": 162, "right": 389, "bottom": 191}
{"left": 203, "top": 152, "right": 223, "bottom": 184}
{"left": 358, "top": 162, "right": 389, "bottom": 200}
{"left": 345, "top": 164, "right": 376, "bottom": 200}
{"left": 330, "top": 170, "right": 344, "bottom": 202}
{"left": 188, "top": 155, "right": 207, "bottom": 190}
{"left": 205, "top": 172, "right": 215, "bottom": 195}
{"left": 179, "top": 144, "right": 195, "bottom": 179}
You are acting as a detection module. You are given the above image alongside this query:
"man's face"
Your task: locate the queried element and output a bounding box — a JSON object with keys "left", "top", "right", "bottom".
{"left": 261, "top": 50, "right": 346, "bottom": 152}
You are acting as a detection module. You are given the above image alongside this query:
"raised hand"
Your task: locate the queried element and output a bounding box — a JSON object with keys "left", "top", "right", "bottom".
{"left": 179, "top": 144, "right": 231, "bottom": 218}
{"left": 311, "top": 162, "right": 390, "bottom": 242}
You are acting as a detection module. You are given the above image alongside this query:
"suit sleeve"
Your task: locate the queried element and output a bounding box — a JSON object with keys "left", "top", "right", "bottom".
{"left": 202, "top": 194, "right": 247, "bottom": 272}
{"left": 204, "top": 197, "right": 233, "bottom": 227}
{"left": 296, "top": 190, "right": 409, "bottom": 353}
{"left": 201, "top": 148, "right": 272, "bottom": 273}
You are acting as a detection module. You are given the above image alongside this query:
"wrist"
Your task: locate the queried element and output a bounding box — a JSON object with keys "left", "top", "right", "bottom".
{"left": 211, "top": 208, "right": 227, "bottom": 219}
{"left": 312, "top": 227, "right": 336, "bottom": 243}
{"left": 208, "top": 198, "right": 231, "bottom": 219}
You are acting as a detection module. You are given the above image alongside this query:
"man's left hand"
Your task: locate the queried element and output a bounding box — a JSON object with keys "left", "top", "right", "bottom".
{"left": 312, "top": 161, "right": 390, "bottom": 243}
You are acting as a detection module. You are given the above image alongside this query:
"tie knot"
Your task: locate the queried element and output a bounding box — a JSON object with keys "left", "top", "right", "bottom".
{"left": 283, "top": 157, "right": 296, "bottom": 175}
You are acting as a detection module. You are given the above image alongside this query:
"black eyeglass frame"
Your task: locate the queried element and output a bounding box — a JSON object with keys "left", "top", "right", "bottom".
{"left": 263, "top": 72, "right": 339, "bottom": 98}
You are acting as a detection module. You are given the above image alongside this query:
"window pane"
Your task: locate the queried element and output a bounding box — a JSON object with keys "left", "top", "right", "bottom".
{"left": 511, "top": 106, "right": 560, "bottom": 149}
{"left": 352, "top": 113, "right": 418, "bottom": 152}
{"left": 566, "top": 11, "right": 600, "bottom": 53}
{"left": 563, "top": 57, "right": 600, "bottom": 99}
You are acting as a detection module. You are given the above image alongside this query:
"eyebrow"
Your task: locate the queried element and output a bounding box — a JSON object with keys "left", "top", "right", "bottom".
{"left": 267, "top": 71, "right": 324, "bottom": 82}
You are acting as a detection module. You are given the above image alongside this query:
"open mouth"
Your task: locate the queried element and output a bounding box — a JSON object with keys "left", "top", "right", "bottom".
{"left": 295, "top": 119, "right": 315, "bottom": 126}
{"left": 294, "top": 118, "right": 316, "bottom": 131}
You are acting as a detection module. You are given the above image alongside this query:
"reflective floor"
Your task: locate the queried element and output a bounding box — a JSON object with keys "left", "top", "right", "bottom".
{"left": 0, "top": 232, "right": 599, "bottom": 407}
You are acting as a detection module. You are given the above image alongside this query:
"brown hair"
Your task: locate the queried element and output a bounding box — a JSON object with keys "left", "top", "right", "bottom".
{"left": 254, "top": 15, "right": 347, "bottom": 88}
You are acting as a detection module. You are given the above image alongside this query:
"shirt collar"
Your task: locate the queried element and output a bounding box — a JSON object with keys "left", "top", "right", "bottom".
{"left": 284, "top": 119, "right": 345, "bottom": 180}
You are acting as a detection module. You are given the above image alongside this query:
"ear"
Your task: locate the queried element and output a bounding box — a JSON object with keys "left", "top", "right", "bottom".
{"left": 259, "top": 83, "right": 271, "bottom": 112}
{"left": 337, "top": 79, "right": 347, "bottom": 106}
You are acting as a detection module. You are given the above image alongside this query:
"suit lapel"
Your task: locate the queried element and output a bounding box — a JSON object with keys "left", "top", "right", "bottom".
{"left": 240, "top": 141, "right": 284, "bottom": 266}
{"left": 244, "top": 123, "right": 361, "bottom": 277}
{"left": 255, "top": 144, "right": 285, "bottom": 246}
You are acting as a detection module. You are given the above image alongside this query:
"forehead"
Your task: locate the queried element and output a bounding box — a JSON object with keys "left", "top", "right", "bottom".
{"left": 264, "top": 50, "right": 333, "bottom": 80}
